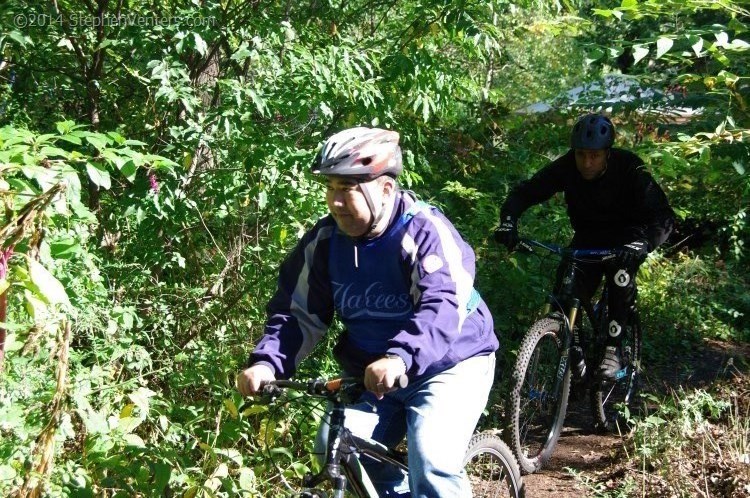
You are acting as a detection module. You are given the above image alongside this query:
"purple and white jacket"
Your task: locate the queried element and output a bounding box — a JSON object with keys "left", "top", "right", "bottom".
{"left": 250, "top": 190, "right": 499, "bottom": 379}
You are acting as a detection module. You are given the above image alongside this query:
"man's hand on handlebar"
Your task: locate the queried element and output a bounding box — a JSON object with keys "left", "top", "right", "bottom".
{"left": 365, "top": 355, "right": 407, "bottom": 399}
{"left": 494, "top": 216, "right": 519, "bottom": 251}
{"left": 616, "top": 240, "right": 649, "bottom": 266}
{"left": 237, "top": 364, "right": 276, "bottom": 396}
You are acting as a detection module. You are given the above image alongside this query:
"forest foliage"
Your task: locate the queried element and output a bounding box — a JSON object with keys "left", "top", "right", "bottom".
{"left": 0, "top": 0, "right": 748, "bottom": 496}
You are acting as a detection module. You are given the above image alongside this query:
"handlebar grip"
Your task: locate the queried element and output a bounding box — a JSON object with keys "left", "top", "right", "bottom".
{"left": 260, "top": 382, "right": 282, "bottom": 397}
{"left": 395, "top": 375, "right": 409, "bottom": 389}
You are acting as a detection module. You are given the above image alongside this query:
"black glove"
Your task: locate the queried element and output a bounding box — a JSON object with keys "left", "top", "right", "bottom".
{"left": 494, "top": 216, "right": 519, "bottom": 250}
{"left": 616, "top": 240, "right": 649, "bottom": 266}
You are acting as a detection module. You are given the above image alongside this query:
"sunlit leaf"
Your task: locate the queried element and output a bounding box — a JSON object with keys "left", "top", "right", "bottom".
{"left": 215, "top": 448, "right": 243, "bottom": 466}
{"left": 585, "top": 47, "right": 605, "bottom": 65}
{"left": 656, "top": 38, "right": 673, "bottom": 59}
{"left": 86, "top": 162, "right": 111, "bottom": 190}
{"left": 123, "top": 434, "right": 145, "bottom": 447}
{"left": 27, "top": 258, "right": 70, "bottom": 306}
{"left": 193, "top": 33, "right": 208, "bottom": 56}
{"left": 223, "top": 399, "right": 239, "bottom": 419}
{"left": 120, "top": 403, "right": 135, "bottom": 419}
{"left": 633, "top": 45, "right": 649, "bottom": 64}
{"left": 128, "top": 387, "right": 155, "bottom": 418}
{"left": 238, "top": 468, "right": 256, "bottom": 491}
{"left": 690, "top": 36, "right": 704, "bottom": 57}
{"left": 715, "top": 31, "right": 729, "bottom": 48}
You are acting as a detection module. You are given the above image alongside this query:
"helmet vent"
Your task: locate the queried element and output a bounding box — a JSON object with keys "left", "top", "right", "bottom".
{"left": 361, "top": 157, "right": 372, "bottom": 165}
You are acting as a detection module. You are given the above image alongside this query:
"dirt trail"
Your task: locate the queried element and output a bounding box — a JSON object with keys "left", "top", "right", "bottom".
{"left": 518, "top": 338, "right": 750, "bottom": 497}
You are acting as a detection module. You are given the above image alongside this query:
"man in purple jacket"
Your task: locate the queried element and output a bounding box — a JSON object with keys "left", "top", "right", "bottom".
{"left": 237, "top": 126, "right": 499, "bottom": 497}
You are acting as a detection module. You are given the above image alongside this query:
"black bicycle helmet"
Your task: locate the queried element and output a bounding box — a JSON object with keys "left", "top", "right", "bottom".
{"left": 312, "top": 127, "right": 403, "bottom": 181}
{"left": 570, "top": 113, "right": 615, "bottom": 150}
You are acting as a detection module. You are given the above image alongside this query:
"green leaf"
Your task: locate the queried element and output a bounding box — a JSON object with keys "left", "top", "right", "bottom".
{"left": 655, "top": 37, "right": 673, "bottom": 59}
{"left": 290, "top": 461, "right": 310, "bottom": 478}
{"left": 57, "top": 135, "right": 82, "bottom": 145}
{"left": 85, "top": 134, "right": 109, "bottom": 151}
{"left": 193, "top": 33, "right": 208, "bottom": 56}
{"left": 153, "top": 463, "right": 172, "bottom": 494}
{"left": 732, "top": 161, "right": 745, "bottom": 175}
{"left": 120, "top": 160, "right": 137, "bottom": 182}
{"left": 27, "top": 258, "right": 70, "bottom": 306}
{"left": 238, "top": 468, "right": 256, "bottom": 491}
{"left": 715, "top": 32, "right": 729, "bottom": 48}
{"left": 128, "top": 387, "right": 155, "bottom": 418}
{"left": 632, "top": 45, "right": 649, "bottom": 64}
{"left": 40, "top": 146, "right": 70, "bottom": 159}
{"left": 118, "top": 416, "right": 143, "bottom": 434}
{"left": 241, "top": 404, "right": 268, "bottom": 416}
{"left": 0, "top": 464, "right": 17, "bottom": 482}
{"left": 270, "top": 447, "right": 294, "bottom": 460}
{"left": 50, "top": 239, "right": 81, "bottom": 259}
{"left": 223, "top": 399, "right": 239, "bottom": 419}
{"left": 78, "top": 409, "right": 109, "bottom": 435}
{"left": 55, "top": 121, "right": 76, "bottom": 135}
{"left": 215, "top": 448, "right": 243, "bottom": 466}
{"left": 0, "top": 279, "right": 8, "bottom": 295}
{"left": 729, "top": 38, "right": 750, "bottom": 50}
{"left": 57, "top": 38, "right": 74, "bottom": 51}
{"left": 231, "top": 42, "right": 252, "bottom": 61}
{"left": 728, "top": 18, "right": 747, "bottom": 34}
{"left": 8, "top": 30, "right": 31, "bottom": 47}
{"left": 585, "top": 47, "right": 605, "bottom": 65}
{"left": 690, "top": 36, "right": 704, "bottom": 57}
{"left": 123, "top": 434, "right": 145, "bottom": 447}
{"left": 86, "top": 162, "right": 111, "bottom": 189}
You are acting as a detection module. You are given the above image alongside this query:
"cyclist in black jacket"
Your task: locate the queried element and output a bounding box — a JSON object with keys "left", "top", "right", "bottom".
{"left": 495, "top": 113, "right": 674, "bottom": 380}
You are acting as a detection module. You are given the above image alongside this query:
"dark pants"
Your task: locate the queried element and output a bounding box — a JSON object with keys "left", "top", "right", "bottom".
{"left": 558, "top": 258, "right": 640, "bottom": 348}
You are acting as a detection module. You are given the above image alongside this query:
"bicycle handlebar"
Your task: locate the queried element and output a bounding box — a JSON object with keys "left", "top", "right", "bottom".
{"left": 518, "top": 238, "right": 617, "bottom": 260}
{"left": 260, "top": 375, "right": 409, "bottom": 397}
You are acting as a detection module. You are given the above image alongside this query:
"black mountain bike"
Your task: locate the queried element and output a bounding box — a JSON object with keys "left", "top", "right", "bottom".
{"left": 506, "top": 239, "right": 642, "bottom": 474}
{"left": 255, "top": 376, "right": 525, "bottom": 497}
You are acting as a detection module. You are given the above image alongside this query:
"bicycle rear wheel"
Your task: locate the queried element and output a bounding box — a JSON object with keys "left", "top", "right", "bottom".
{"left": 463, "top": 432, "right": 525, "bottom": 498}
{"left": 507, "top": 317, "right": 571, "bottom": 474}
{"left": 590, "top": 311, "right": 642, "bottom": 433}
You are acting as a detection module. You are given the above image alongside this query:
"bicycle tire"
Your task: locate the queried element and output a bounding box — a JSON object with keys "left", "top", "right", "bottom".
{"left": 463, "top": 432, "right": 525, "bottom": 498}
{"left": 507, "top": 316, "right": 571, "bottom": 474}
{"left": 590, "top": 310, "right": 642, "bottom": 433}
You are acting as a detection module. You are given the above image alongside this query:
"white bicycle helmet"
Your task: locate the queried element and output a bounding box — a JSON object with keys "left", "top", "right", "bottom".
{"left": 312, "top": 127, "right": 403, "bottom": 180}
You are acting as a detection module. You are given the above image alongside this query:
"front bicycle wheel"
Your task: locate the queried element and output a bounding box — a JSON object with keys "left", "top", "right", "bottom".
{"left": 591, "top": 311, "right": 642, "bottom": 433}
{"left": 463, "top": 432, "right": 525, "bottom": 498}
{"left": 507, "top": 317, "right": 571, "bottom": 474}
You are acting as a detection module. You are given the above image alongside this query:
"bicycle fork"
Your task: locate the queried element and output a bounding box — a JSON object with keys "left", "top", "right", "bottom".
{"left": 303, "top": 404, "right": 349, "bottom": 497}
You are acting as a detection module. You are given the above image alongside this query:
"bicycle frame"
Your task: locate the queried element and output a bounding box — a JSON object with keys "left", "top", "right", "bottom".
{"left": 522, "top": 239, "right": 615, "bottom": 371}
{"left": 305, "top": 392, "right": 408, "bottom": 498}
{"left": 260, "top": 378, "right": 408, "bottom": 498}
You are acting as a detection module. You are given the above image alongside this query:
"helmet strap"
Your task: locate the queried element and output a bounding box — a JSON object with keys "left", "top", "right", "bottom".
{"left": 358, "top": 178, "right": 395, "bottom": 239}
